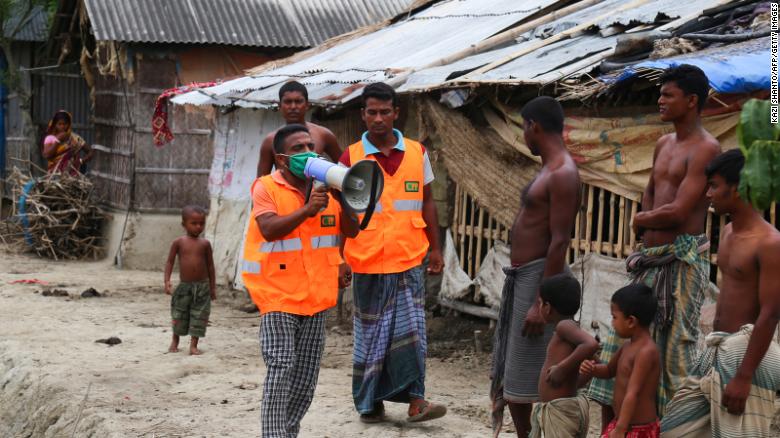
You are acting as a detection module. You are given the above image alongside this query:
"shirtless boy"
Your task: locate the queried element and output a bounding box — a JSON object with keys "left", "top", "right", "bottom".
{"left": 662, "top": 149, "right": 780, "bottom": 437}
{"left": 581, "top": 284, "right": 661, "bottom": 438}
{"left": 529, "top": 274, "right": 598, "bottom": 438}
{"left": 164, "top": 205, "right": 217, "bottom": 355}
{"left": 257, "top": 81, "right": 341, "bottom": 176}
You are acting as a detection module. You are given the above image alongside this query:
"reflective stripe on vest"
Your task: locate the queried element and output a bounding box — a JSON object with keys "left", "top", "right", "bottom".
{"left": 344, "top": 138, "right": 429, "bottom": 274}
{"left": 260, "top": 237, "right": 303, "bottom": 253}
{"left": 242, "top": 173, "right": 341, "bottom": 316}
{"left": 241, "top": 260, "right": 261, "bottom": 274}
{"left": 311, "top": 235, "right": 340, "bottom": 250}
{"left": 356, "top": 202, "right": 383, "bottom": 214}
{"left": 393, "top": 199, "right": 423, "bottom": 212}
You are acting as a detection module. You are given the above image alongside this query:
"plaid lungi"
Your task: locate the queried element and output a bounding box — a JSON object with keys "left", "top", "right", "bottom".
{"left": 352, "top": 265, "right": 427, "bottom": 414}
{"left": 661, "top": 325, "right": 780, "bottom": 437}
{"left": 260, "top": 311, "right": 326, "bottom": 438}
{"left": 588, "top": 234, "right": 710, "bottom": 416}
{"left": 490, "top": 258, "right": 573, "bottom": 437}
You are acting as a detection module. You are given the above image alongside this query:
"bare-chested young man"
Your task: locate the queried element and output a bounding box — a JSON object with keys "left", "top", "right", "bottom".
{"left": 257, "top": 81, "right": 342, "bottom": 176}
{"left": 490, "top": 96, "right": 581, "bottom": 438}
{"left": 588, "top": 64, "right": 721, "bottom": 425}
{"left": 662, "top": 149, "right": 780, "bottom": 437}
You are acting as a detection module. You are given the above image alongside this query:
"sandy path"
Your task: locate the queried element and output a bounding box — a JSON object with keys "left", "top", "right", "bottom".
{"left": 0, "top": 250, "right": 496, "bottom": 437}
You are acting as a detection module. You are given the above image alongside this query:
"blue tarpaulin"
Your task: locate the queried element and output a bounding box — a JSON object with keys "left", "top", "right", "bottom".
{"left": 611, "top": 37, "right": 770, "bottom": 94}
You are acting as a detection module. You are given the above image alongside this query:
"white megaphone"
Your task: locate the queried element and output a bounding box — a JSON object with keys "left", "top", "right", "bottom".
{"left": 304, "top": 157, "right": 384, "bottom": 227}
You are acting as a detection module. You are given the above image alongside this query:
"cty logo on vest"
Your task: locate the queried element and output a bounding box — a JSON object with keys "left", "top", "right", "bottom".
{"left": 405, "top": 181, "right": 420, "bottom": 192}
{"left": 320, "top": 215, "right": 336, "bottom": 227}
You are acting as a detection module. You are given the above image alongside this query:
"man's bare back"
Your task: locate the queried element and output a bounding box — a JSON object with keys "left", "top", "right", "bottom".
{"left": 714, "top": 221, "right": 780, "bottom": 332}
{"left": 636, "top": 130, "right": 719, "bottom": 247}
{"left": 169, "top": 236, "right": 213, "bottom": 283}
{"left": 257, "top": 122, "right": 340, "bottom": 176}
{"left": 510, "top": 155, "right": 580, "bottom": 267}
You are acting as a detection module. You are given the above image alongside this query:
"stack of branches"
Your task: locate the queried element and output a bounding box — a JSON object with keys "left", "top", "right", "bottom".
{"left": 0, "top": 166, "right": 107, "bottom": 260}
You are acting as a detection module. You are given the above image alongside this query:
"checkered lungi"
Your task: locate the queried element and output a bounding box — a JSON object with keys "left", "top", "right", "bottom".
{"left": 260, "top": 311, "right": 326, "bottom": 438}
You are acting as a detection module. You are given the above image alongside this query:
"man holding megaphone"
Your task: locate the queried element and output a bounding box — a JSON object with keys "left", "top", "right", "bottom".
{"left": 241, "top": 124, "right": 359, "bottom": 437}
{"left": 339, "top": 82, "right": 446, "bottom": 423}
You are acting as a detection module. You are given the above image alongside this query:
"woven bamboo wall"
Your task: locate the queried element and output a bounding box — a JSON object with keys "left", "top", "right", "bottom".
{"left": 90, "top": 46, "right": 214, "bottom": 212}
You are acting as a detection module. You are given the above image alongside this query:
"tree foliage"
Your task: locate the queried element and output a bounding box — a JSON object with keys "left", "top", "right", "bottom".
{"left": 737, "top": 99, "right": 780, "bottom": 210}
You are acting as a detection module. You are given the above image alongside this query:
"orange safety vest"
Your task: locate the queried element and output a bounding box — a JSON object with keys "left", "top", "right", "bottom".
{"left": 241, "top": 175, "right": 342, "bottom": 316}
{"left": 343, "top": 138, "right": 429, "bottom": 274}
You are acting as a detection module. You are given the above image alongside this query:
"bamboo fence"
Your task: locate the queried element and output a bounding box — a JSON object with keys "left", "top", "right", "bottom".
{"left": 452, "top": 182, "right": 779, "bottom": 280}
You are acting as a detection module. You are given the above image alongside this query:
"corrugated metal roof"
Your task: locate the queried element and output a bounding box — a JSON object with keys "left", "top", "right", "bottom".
{"left": 173, "top": 0, "right": 563, "bottom": 105}
{"left": 83, "top": 0, "right": 414, "bottom": 47}
{"left": 5, "top": 5, "right": 48, "bottom": 42}
{"left": 172, "top": 0, "right": 739, "bottom": 108}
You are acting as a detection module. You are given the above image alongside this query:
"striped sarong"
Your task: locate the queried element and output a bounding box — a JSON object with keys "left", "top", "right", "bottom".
{"left": 351, "top": 265, "right": 427, "bottom": 414}
{"left": 491, "top": 259, "right": 572, "bottom": 436}
{"left": 588, "top": 234, "right": 709, "bottom": 417}
{"left": 529, "top": 393, "right": 590, "bottom": 438}
{"left": 661, "top": 324, "right": 780, "bottom": 437}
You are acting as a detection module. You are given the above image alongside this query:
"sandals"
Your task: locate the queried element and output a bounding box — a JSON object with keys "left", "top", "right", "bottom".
{"left": 360, "top": 400, "right": 448, "bottom": 423}
{"left": 359, "top": 402, "right": 386, "bottom": 424}
{"left": 407, "top": 400, "right": 447, "bottom": 423}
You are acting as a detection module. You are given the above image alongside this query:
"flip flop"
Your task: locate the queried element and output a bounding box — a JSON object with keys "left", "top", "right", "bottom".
{"left": 408, "top": 401, "right": 447, "bottom": 423}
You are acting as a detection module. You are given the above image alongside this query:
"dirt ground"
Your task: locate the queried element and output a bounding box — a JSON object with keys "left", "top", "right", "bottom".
{"left": 4, "top": 249, "right": 777, "bottom": 437}
{"left": 0, "top": 249, "right": 506, "bottom": 437}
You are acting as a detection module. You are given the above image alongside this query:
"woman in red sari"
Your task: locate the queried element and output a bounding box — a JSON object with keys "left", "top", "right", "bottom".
{"left": 42, "top": 110, "right": 93, "bottom": 175}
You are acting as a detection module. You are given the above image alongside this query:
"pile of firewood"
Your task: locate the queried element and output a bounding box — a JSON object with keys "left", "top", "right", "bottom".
{"left": 0, "top": 167, "right": 106, "bottom": 260}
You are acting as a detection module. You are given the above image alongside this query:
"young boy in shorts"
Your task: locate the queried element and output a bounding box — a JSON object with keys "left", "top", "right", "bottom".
{"left": 164, "top": 205, "right": 216, "bottom": 355}
{"left": 530, "top": 274, "right": 599, "bottom": 438}
{"left": 580, "top": 284, "right": 661, "bottom": 437}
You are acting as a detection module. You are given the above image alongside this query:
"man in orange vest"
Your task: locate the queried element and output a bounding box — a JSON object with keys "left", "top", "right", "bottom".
{"left": 242, "top": 123, "right": 359, "bottom": 437}
{"left": 339, "top": 82, "right": 446, "bottom": 423}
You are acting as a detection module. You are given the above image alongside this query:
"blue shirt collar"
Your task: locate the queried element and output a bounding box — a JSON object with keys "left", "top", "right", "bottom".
{"left": 361, "top": 129, "right": 405, "bottom": 155}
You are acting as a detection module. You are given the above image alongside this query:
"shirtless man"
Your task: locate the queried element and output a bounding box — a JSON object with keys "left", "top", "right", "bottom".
{"left": 588, "top": 64, "right": 720, "bottom": 425}
{"left": 662, "top": 149, "right": 780, "bottom": 437}
{"left": 257, "top": 81, "right": 342, "bottom": 176}
{"left": 490, "top": 96, "right": 581, "bottom": 438}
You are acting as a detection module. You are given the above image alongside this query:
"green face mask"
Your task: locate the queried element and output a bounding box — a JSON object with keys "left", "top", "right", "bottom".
{"left": 281, "top": 151, "right": 319, "bottom": 179}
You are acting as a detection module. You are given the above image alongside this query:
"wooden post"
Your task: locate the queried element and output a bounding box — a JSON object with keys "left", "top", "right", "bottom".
{"left": 467, "top": 195, "right": 477, "bottom": 278}
{"left": 486, "top": 214, "right": 494, "bottom": 254}
{"left": 453, "top": 184, "right": 462, "bottom": 246}
{"left": 617, "top": 196, "right": 626, "bottom": 258}
{"left": 629, "top": 201, "right": 638, "bottom": 250}
{"left": 459, "top": 189, "right": 468, "bottom": 273}
{"left": 595, "top": 187, "right": 605, "bottom": 254}
{"left": 585, "top": 185, "right": 595, "bottom": 255}
{"left": 475, "top": 205, "right": 486, "bottom": 274}
{"left": 572, "top": 189, "right": 581, "bottom": 261}
{"left": 770, "top": 202, "right": 776, "bottom": 228}
{"left": 608, "top": 192, "right": 617, "bottom": 257}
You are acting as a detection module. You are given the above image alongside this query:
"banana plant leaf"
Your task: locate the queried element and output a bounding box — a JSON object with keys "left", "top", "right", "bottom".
{"left": 737, "top": 99, "right": 780, "bottom": 210}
